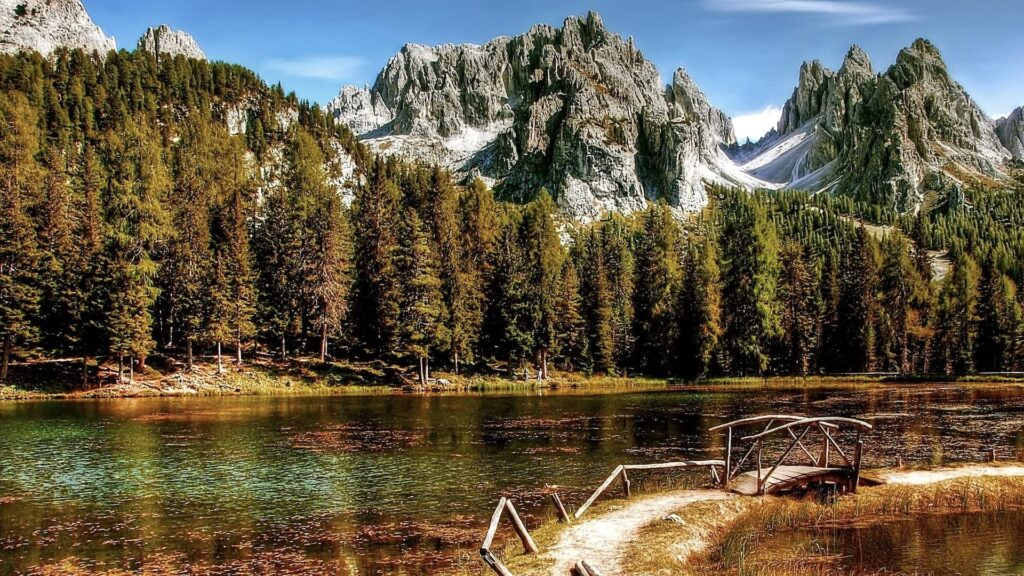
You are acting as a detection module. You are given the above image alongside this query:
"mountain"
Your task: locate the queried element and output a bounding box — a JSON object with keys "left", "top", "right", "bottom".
{"left": 740, "top": 40, "right": 1010, "bottom": 210}
{"left": 327, "top": 12, "right": 756, "bottom": 220}
{"left": 996, "top": 107, "right": 1024, "bottom": 160}
{"left": 137, "top": 25, "right": 206, "bottom": 61}
{"left": 0, "top": 0, "right": 115, "bottom": 56}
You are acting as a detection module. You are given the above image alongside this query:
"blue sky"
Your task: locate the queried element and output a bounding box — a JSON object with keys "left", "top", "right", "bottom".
{"left": 86, "top": 0, "right": 1022, "bottom": 142}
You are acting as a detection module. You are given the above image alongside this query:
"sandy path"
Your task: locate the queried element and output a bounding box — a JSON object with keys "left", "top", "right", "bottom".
{"left": 881, "top": 465, "right": 1024, "bottom": 485}
{"left": 543, "top": 490, "right": 736, "bottom": 576}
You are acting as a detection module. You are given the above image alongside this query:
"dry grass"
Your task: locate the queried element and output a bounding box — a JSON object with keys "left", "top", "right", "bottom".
{"left": 691, "top": 476, "right": 1024, "bottom": 576}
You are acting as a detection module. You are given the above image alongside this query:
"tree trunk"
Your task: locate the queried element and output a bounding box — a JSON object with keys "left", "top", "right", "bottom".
{"left": 280, "top": 336, "right": 287, "bottom": 360}
{"left": 217, "top": 342, "right": 224, "bottom": 374}
{"left": 117, "top": 353, "right": 124, "bottom": 383}
{"left": 129, "top": 356, "right": 135, "bottom": 384}
{"left": 320, "top": 327, "right": 328, "bottom": 363}
{"left": 540, "top": 349, "right": 548, "bottom": 380}
{"left": 186, "top": 338, "right": 194, "bottom": 370}
{"left": 82, "top": 356, "right": 89, "bottom": 388}
{"left": 0, "top": 334, "right": 11, "bottom": 382}
{"left": 425, "top": 357, "right": 430, "bottom": 382}
{"left": 236, "top": 337, "right": 243, "bottom": 365}
{"left": 453, "top": 350, "right": 460, "bottom": 375}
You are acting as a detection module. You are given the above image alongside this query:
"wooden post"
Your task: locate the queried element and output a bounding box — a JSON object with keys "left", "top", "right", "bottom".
{"left": 756, "top": 441, "right": 763, "bottom": 494}
{"left": 725, "top": 428, "right": 732, "bottom": 482}
{"left": 504, "top": 500, "right": 539, "bottom": 554}
{"left": 575, "top": 465, "right": 624, "bottom": 519}
{"left": 481, "top": 497, "right": 507, "bottom": 553}
{"left": 551, "top": 493, "right": 570, "bottom": 523}
{"left": 821, "top": 432, "right": 830, "bottom": 467}
{"left": 851, "top": 440, "right": 863, "bottom": 494}
{"left": 573, "top": 561, "right": 592, "bottom": 576}
{"left": 989, "top": 448, "right": 997, "bottom": 462}
{"left": 582, "top": 560, "right": 606, "bottom": 576}
{"left": 620, "top": 468, "right": 631, "bottom": 498}
{"left": 480, "top": 551, "right": 515, "bottom": 576}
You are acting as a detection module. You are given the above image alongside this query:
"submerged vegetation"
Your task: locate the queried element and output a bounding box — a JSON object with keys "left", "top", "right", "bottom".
{"left": 2, "top": 48, "right": 1024, "bottom": 395}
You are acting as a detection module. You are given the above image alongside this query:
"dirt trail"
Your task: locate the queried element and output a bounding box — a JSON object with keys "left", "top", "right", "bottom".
{"left": 540, "top": 465, "right": 1024, "bottom": 575}
{"left": 881, "top": 465, "right": 1024, "bottom": 485}
{"left": 542, "top": 490, "right": 736, "bottom": 576}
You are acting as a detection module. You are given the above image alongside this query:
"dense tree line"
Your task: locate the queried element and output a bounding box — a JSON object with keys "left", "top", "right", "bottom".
{"left": 2, "top": 49, "right": 1024, "bottom": 386}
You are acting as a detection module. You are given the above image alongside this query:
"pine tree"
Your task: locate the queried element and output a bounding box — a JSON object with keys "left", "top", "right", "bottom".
{"left": 484, "top": 212, "right": 534, "bottom": 376}
{"left": 632, "top": 204, "right": 680, "bottom": 375}
{"left": 776, "top": 240, "right": 819, "bottom": 375}
{"left": 253, "top": 182, "right": 302, "bottom": 359}
{"left": 351, "top": 159, "right": 403, "bottom": 357}
{"left": 719, "top": 191, "right": 781, "bottom": 375}
{"left": 835, "top": 227, "right": 879, "bottom": 372}
{"left": 676, "top": 235, "right": 722, "bottom": 379}
{"left": 975, "top": 266, "right": 1021, "bottom": 372}
{"left": 397, "top": 208, "right": 447, "bottom": 385}
{"left": 520, "top": 190, "right": 563, "bottom": 379}
{"left": 877, "top": 233, "right": 930, "bottom": 373}
{"left": 458, "top": 178, "right": 499, "bottom": 370}
{"left": 429, "top": 168, "right": 466, "bottom": 371}
{"left": 552, "top": 259, "right": 587, "bottom": 371}
{"left": 601, "top": 214, "right": 635, "bottom": 370}
{"left": 102, "top": 122, "right": 171, "bottom": 381}
{"left": 932, "top": 251, "right": 981, "bottom": 375}
{"left": 577, "top": 229, "right": 616, "bottom": 374}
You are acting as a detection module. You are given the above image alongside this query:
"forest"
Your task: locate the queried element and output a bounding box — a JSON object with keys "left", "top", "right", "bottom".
{"left": 2, "top": 48, "right": 1024, "bottom": 388}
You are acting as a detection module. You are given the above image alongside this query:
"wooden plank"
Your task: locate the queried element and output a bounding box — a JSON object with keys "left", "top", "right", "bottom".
{"left": 504, "top": 500, "right": 539, "bottom": 554}
{"left": 551, "top": 493, "right": 570, "bottom": 523}
{"left": 575, "top": 465, "right": 624, "bottom": 519}
{"left": 480, "top": 550, "right": 515, "bottom": 576}
{"left": 582, "top": 560, "right": 606, "bottom": 576}
{"left": 481, "top": 497, "right": 507, "bottom": 552}
{"left": 620, "top": 468, "right": 631, "bottom": 498}
{"left": 622, "top": 460, "right": 725, "bottom": 470}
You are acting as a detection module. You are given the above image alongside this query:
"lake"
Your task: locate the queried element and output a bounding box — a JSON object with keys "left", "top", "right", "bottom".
{"left": 1, "top": 385, "right": 1023, "bottom": 574}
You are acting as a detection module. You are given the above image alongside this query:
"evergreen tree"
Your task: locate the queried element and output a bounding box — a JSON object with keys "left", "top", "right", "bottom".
{"left": 397, "top": 208, "right": 447, "bottom": 384}
{"left": 520, "top": 190, "right": 563, "bottom": 379}
{"left": 676, "top": 234, "right": 722, "bottom": 379}
{"left": 0, "top": 95, "right": 42, "bottom": 381}
{"left": 632, "top": 204, "right": 680, "bottom": 375}
{"left": 601, "top": 214, "right": 635, "bottom": 369}
{"left": 932, "top": 252, "right": 981, "bottom": 375}
{"left": 458, "top": 178, "right": 499, "bottom": 370}
{"left": 253, "top": 182, "right": 302, "bottom": 358}
{"left": 835, "top": 227, "right": 879, "bottom": 372}
{"left": 776, "top": 240, "right": 818, "bottom": 375}
{"left": 719, "top": 191, "right": 781, "bottom": 375}
{"left": 975, "top": 266, "right": 1021, "bottom": 372}
{"left": 484, "top": 213, "right": 534, "bottom": 376}
{"left": 577, "top": 229, "right": 616, "bottom": 374}
{"left": 877, "top": 233, "right": 930, "bottom": 373}
{"left": 351, "top": 159, "right": 403, "bottom": 357}
{"left": 552, "top": 258, "right": 586, "bottom": 371}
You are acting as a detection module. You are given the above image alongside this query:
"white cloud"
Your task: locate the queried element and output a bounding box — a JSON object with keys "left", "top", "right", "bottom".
{"left": 264, "top": 55, "right": 366, "bottom": 81}
{"left": 705, "top": 0, "right": 918, "bottom": 24}
{"left": 732, "top": 106, "right": 782, "bottom": 143}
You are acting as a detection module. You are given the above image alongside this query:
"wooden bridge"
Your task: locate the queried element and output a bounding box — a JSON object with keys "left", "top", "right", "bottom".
{"left": 709, "top": 415, "right": 874, "bottom": 496}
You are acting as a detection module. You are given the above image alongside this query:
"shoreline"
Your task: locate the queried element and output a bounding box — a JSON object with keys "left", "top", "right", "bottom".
{"left": 482, "top": 463, "right": 1024, "bottom": 576}
{"left": 4, "top": 361, "right": 1024, "bottom": 402}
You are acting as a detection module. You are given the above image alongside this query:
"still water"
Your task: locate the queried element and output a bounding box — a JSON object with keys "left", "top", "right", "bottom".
{"left": 1, "top": 385, "right": 1023, "bottom": 574}
{"left": 766, "top": 511, "right": 1024, "bottom": 575}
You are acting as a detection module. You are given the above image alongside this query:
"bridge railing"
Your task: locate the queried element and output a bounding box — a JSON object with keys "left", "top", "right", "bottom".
{"left": 709, "top": 415, "right": 872, "bottom": 494}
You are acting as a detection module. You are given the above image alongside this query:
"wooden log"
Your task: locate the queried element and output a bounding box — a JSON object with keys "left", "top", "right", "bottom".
{"left": 504, "top": 500, "right": 539, "bottom": 554}
{"left": 622, "top": 460, "right": 724, "bottom": 471}
{"left": 851, "top": 440, "right": 863, "bottom": 494}
{"left": 481, "top": 497, "right": 508, "bottom": 552}
{"left": 551, "top": 493, "right": 570, "bottom": 523}
{"left": 582, "top": 560, "right": 606, "bottom": 576}
{"left": 575, "top": 465, "right": 624, "bottom": 519}
{"left": 620, "top": 468, "right": 631, "bottom": 498}
{"left": 572, "top": 561, "right": 591, "bottom": 576}
{"left": 480, "top": 550, "right": 515, "bottom": 576}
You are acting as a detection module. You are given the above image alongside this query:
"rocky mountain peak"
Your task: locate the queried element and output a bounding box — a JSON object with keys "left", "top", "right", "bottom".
{"left": 1, "top": 0, "right": 115, "bottom": 57}
{"left": 777, "top": 59, "right": 834, "bottom": 135}
{"left": 137, "top": 24, "right": 206, "bottom": 61}
{"left": 996, "top": 107, "right": 1024, "bottom": 160}
{"left": 840, "top": 45, "right": 873, "bottom": 77}
{"left": 327, "top": 11, "right": 750, "bottom": 220}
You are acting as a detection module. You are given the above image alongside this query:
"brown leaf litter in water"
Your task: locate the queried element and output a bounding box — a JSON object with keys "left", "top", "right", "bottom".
{"left": 24, "top": 551, "right": 362, "bottom": 576}
{"left": 289, "top": 424, "right": 425, "bottom": 453}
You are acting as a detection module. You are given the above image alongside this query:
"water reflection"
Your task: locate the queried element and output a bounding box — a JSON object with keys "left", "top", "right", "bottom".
{"left": 0, "top": 386, "right": 1022, "bottom": 574}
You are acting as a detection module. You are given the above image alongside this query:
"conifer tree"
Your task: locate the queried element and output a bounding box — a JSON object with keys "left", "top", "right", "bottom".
{"left": 676, "top": 235, "right": 722, "bottom": 379}
{"left": 601, "top": 214, "right": 635, "bottom": 369}
{"left": 253, "top": 182, "right": 302, "bottom": 359}
{"left": 877, "top": 233, "right": 930, "bottom": 373}
{"left": 932, "top": 252, "right": 981, "bottom": 375}
{"left": 397, "top": 208, "right": 447, "bottom": 385}
{"left": 632, "top": 204, "right": 680, "bottom": 375}
{"left": 351, "top": 159, "right": 403, "bottom": 357}
{"left": 520, "top": 190, "right": 563, "bottom": 379}
{"left": 835, "top": 227, "right": 879, "bottom": 372}
{"left": 552, "top": 258, "right": 586, "bottom": 371}
{"left": 719, "top": 191, "right": 781, "bottom": 375}
{"left": 429, "top": 168, "right": 466, "bottom": 370}
{"left": 975, "top": 266, "right": 1021, "bottom": 372}
{"left": 0, "top": 95, "right": 42, "bottom": 382}
{"left": 776, "top": 240, "right": 818, "bottom": 375}
{"left": 577, "top": 229, "right": 616, "bottom": 374}
{"left": 484, "top": 213, "right": 534, "bottom": 376}
{"left": 458, "top": 178, "right": 499, "bottom": 370}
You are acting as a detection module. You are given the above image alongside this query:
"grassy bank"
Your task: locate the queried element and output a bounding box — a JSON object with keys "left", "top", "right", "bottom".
{"left": 642, "top": 474, "right": 1024, "bottom": 576}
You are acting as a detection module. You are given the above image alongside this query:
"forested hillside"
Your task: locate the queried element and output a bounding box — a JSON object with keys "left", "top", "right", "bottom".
{"left": 2, "top": 48, "right": 1024, "bottom": 389}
